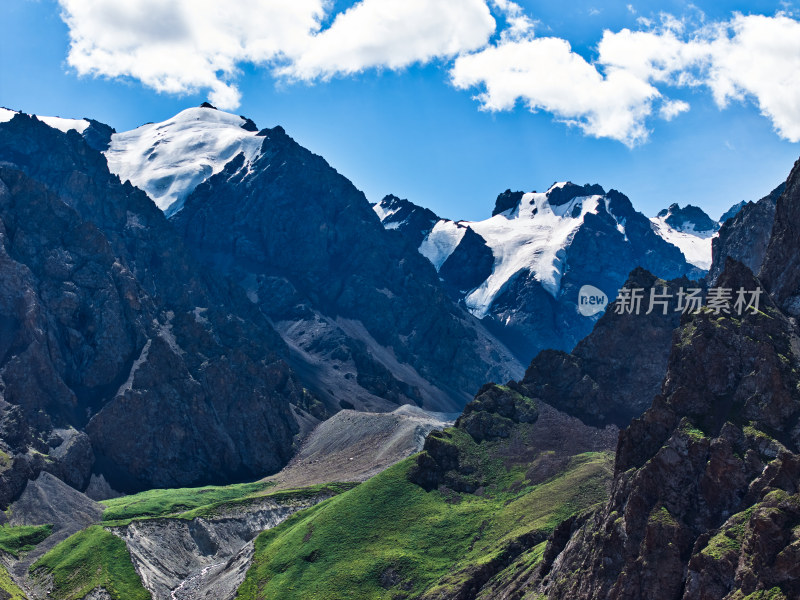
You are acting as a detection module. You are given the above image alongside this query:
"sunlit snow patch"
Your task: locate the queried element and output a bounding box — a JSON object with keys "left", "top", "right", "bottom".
{"left": 464, "top": 187, "right": 603, "bottom": 318}
{"left": 104, "top": 107, "right": 264, "bottom": 215}
{"left": 650, "top": 216, "right": 715, "bottom": 270}
{"left": 419, "top": 221, "right": 467, "bottom": 270}
{"left": 0, "top": 108, "right": 90, "bottom": 134}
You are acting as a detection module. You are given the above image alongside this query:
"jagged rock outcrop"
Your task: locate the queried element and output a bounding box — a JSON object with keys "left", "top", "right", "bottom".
{"left": 0, "top": 114, "right": 307, "bottom": 496}
{"left": 709, "top": 182, "right": 783, "bottom": 283}
{"left": 546, "top": 182, "right": 606, "bottom": 207}
{"left": 521, "top": 268, "right": 692, "bottom": 428}
{"left": 172, "top": 124, "right": 520, "bottom": 412}
{"left": 492, "top": 189, "right": 525, "bottom": 216}
{"left": 80, "top": 119, "right": 115, "bottom": 153}
{"left": 407, "top": 382, "right": 540, "bottom": 493}
{"left": 760, "top": 158, "right": 800, "bottom": 315}
{"left": 456, "top": 382, "right": 539, "bottom": 443}
{"left": 533, "top": 259, "right": 800, "bottom": 600}
{"left": 408, "top": 381, "right": 616, "bottom": 495}
{"left": 374, "top": 194, "right": 439, "bottom": 245}
{"left": 438, "top": 226, "right": 494, "bottom": 298}
{"left": 719, "top": 200, "right": 747, "bottom": 224}
{"left": 657, "top": 203, "right": 719, "bottom": 233}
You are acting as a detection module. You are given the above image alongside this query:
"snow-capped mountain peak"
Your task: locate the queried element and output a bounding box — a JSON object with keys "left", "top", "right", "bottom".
{"left": 655, "top": 203, "right": 718, "bottom": 234}
{"left": 375, "top": 185, "right": 702, "bottom": 362}
{"left": 464, "top": 190, "right": 604, "bottom": 315}
{"left": 416, "top": 187, "right": 609, "bottom": 318}
{"left": 0, "top": 107, "right": 90, "bottom": 134}
{"left": 546, "top": 181, "right": 569, "bottom": 193}
{"left": 104, "top": 105, "right": 265, "bottom": 215}
{"left": 650, "top": 203, "right": 719, "bottom": 270}
{"left": 545, "top": 182, "right": 606, "bottom": 206}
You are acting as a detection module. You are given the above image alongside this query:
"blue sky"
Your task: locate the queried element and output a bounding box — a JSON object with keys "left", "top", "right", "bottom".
{"left": 1, "top": 0, "right": 799, "bottom": 221}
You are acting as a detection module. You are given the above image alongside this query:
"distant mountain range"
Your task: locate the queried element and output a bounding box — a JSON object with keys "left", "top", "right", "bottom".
{"left": 1, "top": 106, "right": 750, "bottom": 374}
{"left": 373, "top": 182, "right": 742, "bottom": 361}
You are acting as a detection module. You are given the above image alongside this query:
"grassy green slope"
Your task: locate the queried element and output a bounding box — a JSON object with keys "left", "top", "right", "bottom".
{"left": 100, "top": 481, "right": 358, "bottom": 526}
{"left": 31, "top": 526, "right": 150, "bottom": 600}
{"left": 0, "top": 525, "right": 52, "bottom": 558}
{"left": 31, "top": 481, "right": 359, "bottom": 600}
{"left": 236, "top": 447, "right": 613, "bottom": 600}
{"left": 100, "top": 480, "right": 275, "bottom": 522}
{"left": 0, "top": 564, "right": 27, "bottom": 600}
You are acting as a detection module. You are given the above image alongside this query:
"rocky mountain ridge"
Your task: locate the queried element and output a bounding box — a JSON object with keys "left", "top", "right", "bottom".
{"left": 374, "top": 182, "right": 705, "bottom": 364}
{"left": 0, "top": 113, "right": 308, "bottom": 497}
{"left": 533, "top": 255, "right": 800, "bottom": 600}
{"left": 0, "top": 105, "right": 522, "bottom": 507}
{"left": 168, "top": 111, "right": 521, "bottom": 413}
{"left": 709, "top": 182, "right": 784, "bottom": 283}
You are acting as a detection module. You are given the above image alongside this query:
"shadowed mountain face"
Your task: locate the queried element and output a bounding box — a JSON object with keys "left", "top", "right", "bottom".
{"left": 708, "top": 182, "right": 784, "bottom": 283}
{"left": 534, "top": 259, "right": 800, "bottom": 600}
{"left": 0, "top": 114, "right": 309, "bottom": 498}
{"left": 380, "top": 158, "right": 800, "bottom": 600}
{"left": 0, "top": 107, "right": 522, "bottom": 508}
{"left": 760, "top": 159, "right": 800, "bottom": 316}
{"left": 374, "top": 185, "right": 703, "bottom": 365}
{"left": 171, "top": 124, "right": 521, "bottom": 413}
{"left": 521, "top": 268, "right": 693, "bottom": 428}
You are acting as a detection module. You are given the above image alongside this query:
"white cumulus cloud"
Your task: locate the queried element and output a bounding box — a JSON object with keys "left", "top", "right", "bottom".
{"left": 659, "top": 99, "right": 691, "bottom": 121}
{"left": 56, "top": 1, "right": 800, "bottom": 144}
{"left": 451, "top": 12, "right": 800, "bottom": 145}
{"left": 59, "top": 0, "right": 498, "bottom": 105}
{"left": 451, "top": 37, "right": 660, "bottom": 145}
{"left": 704, "top": 14, "right": 800, "bottom": 142}
{"left": 59, "top": 0, "right": 327, "bottom": 108}
{"left": 280, "top": 0, "right": 496, "bottom": 80}
{"left": 597, "top": 13, "right": 800, "bottom": 141}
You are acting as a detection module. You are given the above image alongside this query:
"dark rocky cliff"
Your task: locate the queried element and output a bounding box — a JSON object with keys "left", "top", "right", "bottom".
{"left": 537, "top": 259, "right": 800, "bottom": 600}
{"left": 0, "top": 114, "right": 308, "bottom": 499}
{"left": 760, "top": 158, "right": 800, "bottom": 315}
{"left": 709, "top": 182, "right": 783, "bottom": 283}
{"left": 172, "top": 125, "right": 520, "bottom": 412}
{"left": 487, "top": 158, "right": 800, "bottom": 600}
{"left": 521, "top": 268, "right": 693, "bottom": 428}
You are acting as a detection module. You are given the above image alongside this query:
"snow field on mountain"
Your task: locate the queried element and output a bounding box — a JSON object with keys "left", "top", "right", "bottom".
{"left": 464, "top": 190, "right": 602, "bottom": 317}
{"left": 419, "top": 220, "right": 467, "bottom": 270}
{"left": 104, "top": 107, "right": 264, "bottom": 214}
{"left": 650, "top": 216, "right": 715, "bottom": 269}
{"left": 0, "top": 108, "right": 90, "bottom": 134}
